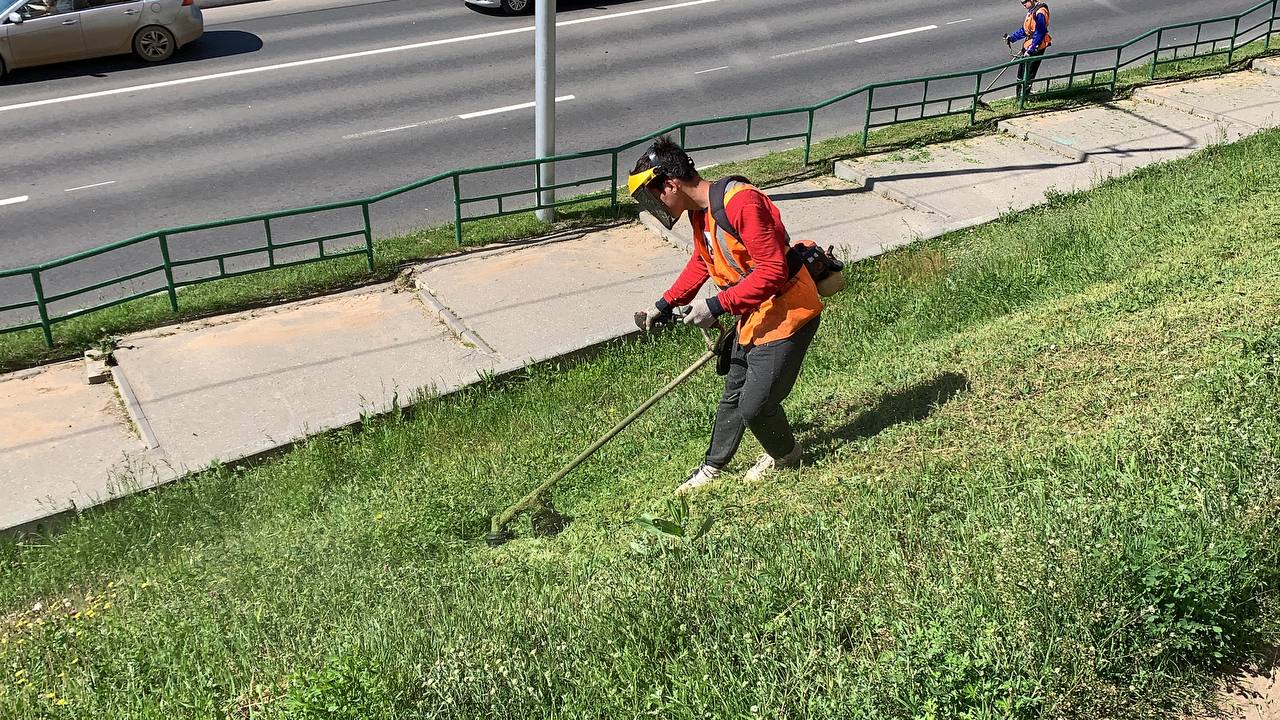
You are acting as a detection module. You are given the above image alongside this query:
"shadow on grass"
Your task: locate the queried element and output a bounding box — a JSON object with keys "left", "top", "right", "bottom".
{"left": 802, "top": 371, "right": 971, "bottom": 461}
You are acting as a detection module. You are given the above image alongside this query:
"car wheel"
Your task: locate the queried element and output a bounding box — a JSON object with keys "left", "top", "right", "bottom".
{"left": 500, "top": 0, "right": 531, "bottom": 15}
{"left": 134, "top": 26, "right": 177, "bottom": 63}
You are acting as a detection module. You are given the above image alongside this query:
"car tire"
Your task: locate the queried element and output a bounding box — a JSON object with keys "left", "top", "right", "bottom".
{"left": 134, "top": 26, "right": 177, "bottom": 63}
{"left": 500, "top": 0, "right": 531, "bottom": 15}
{"left": 0, "top": 56, "right": 6, "bottom": 83}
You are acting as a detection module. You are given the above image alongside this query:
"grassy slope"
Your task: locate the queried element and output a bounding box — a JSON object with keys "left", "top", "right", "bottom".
{"left": 1, "top": 128, "right": 1279, "bottom": 718}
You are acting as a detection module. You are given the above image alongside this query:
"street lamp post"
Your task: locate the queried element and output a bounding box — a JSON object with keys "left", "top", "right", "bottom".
{"left": 534, "top": 0, "right": 555, "bottom": 223}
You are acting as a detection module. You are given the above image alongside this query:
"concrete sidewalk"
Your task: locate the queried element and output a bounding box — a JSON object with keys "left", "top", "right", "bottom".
{"left": 4, "top": 59, "right": 1280, "bottom": 532}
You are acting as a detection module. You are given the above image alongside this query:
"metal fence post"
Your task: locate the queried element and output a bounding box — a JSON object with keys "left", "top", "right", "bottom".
{"left": 361, "top": 203, "right": 375, "bottom": 272}
{"left": 1268, "top": 0, "right": 1277, "bottom": 50}
{"left": 970, "top": 73, "right": 981, "bottom": 125}
{"left": 1112, "top": 47, "right": 1121, "bottom": 93}
{"left": 1151, "top": 28, "right": 1162, "bottom": 79}
{"left": 1228, "top": 16, "right": 1240, "bottom": 64}
{"left": 452, "top": 174, "right": 463, "bottom": 247}
{"left": 803, "top": 110, "right": 815, "bottom": 165}
{"left": 862, "top": 88, "right": 873, "bottom": 147}
{"left": 157, "top": 233, "right": 179, "bottom": 313}
{"left": 30, "top": 269, "right": 53, "bottom": 347}
{"left": 610, "top": 151, "right": 620, "bottom": 218}
{"left": 264, "top": 218, "right": 276, "bottom": 268}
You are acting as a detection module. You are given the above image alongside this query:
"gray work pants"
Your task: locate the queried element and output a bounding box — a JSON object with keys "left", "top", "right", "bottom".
{"left": 705, "top": 315, "right": 820, "bottom": 469}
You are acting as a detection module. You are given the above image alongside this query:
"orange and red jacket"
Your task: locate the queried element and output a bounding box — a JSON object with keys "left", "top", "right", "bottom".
{"left": 659, "top": 183, "right": 822, "bottom": 346}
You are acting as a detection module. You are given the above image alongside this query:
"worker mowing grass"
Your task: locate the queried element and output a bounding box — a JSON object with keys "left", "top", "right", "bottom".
{"left": 630, "top": 136, "right": 833, "bottom": 496}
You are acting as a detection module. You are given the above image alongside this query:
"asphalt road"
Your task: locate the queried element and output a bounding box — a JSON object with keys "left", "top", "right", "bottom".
{"left": 0, "top": 0, "right": 1240, "bottom": 300}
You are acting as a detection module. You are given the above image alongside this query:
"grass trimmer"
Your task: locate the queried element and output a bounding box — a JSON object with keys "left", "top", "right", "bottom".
{"left": 486, "top": 312, "right": 729, "bottom": 547}
{"left": 977, "top": 44, "right": 1026, "bottom": 111}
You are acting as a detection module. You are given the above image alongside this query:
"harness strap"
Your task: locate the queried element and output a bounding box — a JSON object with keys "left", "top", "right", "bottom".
{"left": 708, "top": 176, "right": 804, "bottom": 286}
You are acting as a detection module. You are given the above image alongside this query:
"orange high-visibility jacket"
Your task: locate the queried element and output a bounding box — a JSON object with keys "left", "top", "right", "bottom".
{"left": 688, "top": 181, "right": 822, "bottom": 346}
{"left": 1023, "top": 3, "right": 1052, "bottom": 52}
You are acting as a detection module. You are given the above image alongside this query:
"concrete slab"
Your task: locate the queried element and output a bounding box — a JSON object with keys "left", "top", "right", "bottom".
{"left": 414, "top": 226, "right": 688, "bottom": 363}
{"left": 999, "top": 99, "right": 1253, "bottom": 172}
{"left": 1256, "top": 57, "right": 1280, "bottom": 77}
{"left": 1134, "top": 71, "right": 1280, "bottom": 130}
{"left": 833, "top": 135, "right": 1105, "bottom": 225}
{"left": 111, "top": 288, "right": 487, "bottom": 473}
{"left": 0, "top": 362, "right": 148, "bottom": 530}
{"left": 639, "top": 179, "right": 950, "bottom": 264}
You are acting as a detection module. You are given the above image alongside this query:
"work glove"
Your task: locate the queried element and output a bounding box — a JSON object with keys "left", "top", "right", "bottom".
{"left": 640, "top": 304, "right": 673, "bottom": 331}
{"left": 680, "top": 299, "right": 719, "bottom": 329}
{"left": 1003, "top": 33, "right": 1010, "bottom": 43}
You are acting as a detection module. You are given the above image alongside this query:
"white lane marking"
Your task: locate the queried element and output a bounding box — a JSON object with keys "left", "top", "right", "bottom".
{"left": 342, "top": 117, "right": 450, "bottom": 140}
{"left": 856, "top": 24, "right": 938, "bottom": 43}
{"left": 556, "top": 0, "right": 717, "bottom": 27}
{"left": 458, "top": 95, "right": 575, "bottom": 120}
{"left": 0, "top": 0, "right": 719, "bottom": 115}
{"left": 946, "top": 18, "right": 973, "bottom": 25}
{"left": 64, "top": 180, "right": 116, "bottom": 192}
{"left": 771, "top": 41, "right": 854, "bottom": 60}
{"left": 0, "top": 195, "right": 29, "bottom": 206}
{"left": 694, "top": 65, "right": 730, "bottom": 75}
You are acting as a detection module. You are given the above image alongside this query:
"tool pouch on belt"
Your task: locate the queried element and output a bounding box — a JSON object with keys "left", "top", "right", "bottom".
{"left": 710, "top": 177, "right": 846, "bottom": 297}
{"left": 715, "top": 330, "right": 733, "bottom": 376}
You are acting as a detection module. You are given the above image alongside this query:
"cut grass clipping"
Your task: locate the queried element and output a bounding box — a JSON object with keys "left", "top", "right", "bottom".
{"left": 2, "top": 138, "right": 1280, "bottom": 719}
{"left": 1, "top": 45, "right": 1273, "bottom": 375}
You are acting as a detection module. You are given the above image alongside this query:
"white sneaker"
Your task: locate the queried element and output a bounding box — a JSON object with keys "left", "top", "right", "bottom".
{"left": 743, "top": 444, "right": 803, "bottom": 482}
{"left": 675, "top": 465, "right": 721, "bottom": 495}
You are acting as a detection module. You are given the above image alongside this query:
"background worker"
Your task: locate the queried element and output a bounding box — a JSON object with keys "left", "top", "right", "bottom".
{"left": 1004, "top": 0, "right": 1052, "bottom": 99}
{"left": 630, "top": 136, "right": 823, "bottom": 495}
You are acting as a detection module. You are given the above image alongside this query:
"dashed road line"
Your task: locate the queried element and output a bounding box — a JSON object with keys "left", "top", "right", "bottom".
{"left": 343, "top": 117, "right": 450, "bottom": 140}
{"left": 694, "top": 65, "right": 730, "bottom": 75}
{"left": 771, "top": 41, "right": 855, "bottom": 60}
{"left": 856, "top": 24, "right": 938, "bottom": 43}
{"left": 0, "top": 196, "right": 29, "bottom": 207}
{"left": 457, "top": 95, "right": 575, "bottom": 120}
{"left": 65, "top": 180, "right": 116, "bottom": 192}
{"left": 946, "top": 18, "right": 973, "bottom": 25}
{"left": 0, "top": 0, "right": 718, "bottom": 115}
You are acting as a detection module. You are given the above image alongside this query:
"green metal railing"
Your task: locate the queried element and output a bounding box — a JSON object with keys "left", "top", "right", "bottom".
{"left": 2, "top": 0, "right": 1276, "bottom": 347}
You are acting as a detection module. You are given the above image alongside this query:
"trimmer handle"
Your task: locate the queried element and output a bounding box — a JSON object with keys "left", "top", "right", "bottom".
{"left": 634, "top": 308, "right": 729, "bottom": 351}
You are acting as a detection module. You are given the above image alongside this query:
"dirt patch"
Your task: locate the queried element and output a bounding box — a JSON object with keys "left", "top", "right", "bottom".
{"left": 1199, "top": 664, "right": 1280, "bottom": 720}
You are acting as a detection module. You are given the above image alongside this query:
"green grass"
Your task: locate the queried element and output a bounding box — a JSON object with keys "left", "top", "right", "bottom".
{"left": 2, "top": 120, "right": 1280, "bottom": 717}
{"left": 2, "top": 43, "right": 1274, "bottom": 374}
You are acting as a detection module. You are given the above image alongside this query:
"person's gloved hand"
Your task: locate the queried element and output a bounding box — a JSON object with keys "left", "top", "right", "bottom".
{"left": 1003, "top": 33, "right": 1010, "bottom": 42}
{"left": 680, "top": 299, "right": 719, "bottom": 329}
{"left": 640, "top": 305, "right": 672, "bottom": 331}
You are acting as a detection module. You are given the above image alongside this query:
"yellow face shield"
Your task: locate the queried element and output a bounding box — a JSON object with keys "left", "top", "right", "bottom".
{"left": 626, "top": 166, "right": 679, "bottom": 230}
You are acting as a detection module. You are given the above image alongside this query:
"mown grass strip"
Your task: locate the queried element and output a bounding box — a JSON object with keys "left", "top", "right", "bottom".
{"left": 1, "top": 121, "right": 1278, "bottom": 718}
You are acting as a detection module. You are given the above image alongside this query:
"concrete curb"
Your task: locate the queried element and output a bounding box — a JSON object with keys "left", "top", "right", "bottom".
{"left": 638, "top": 212, "right": 692, "bottom": 253}
{"left": 997, "top": 119, "right": 1091, "bottom": 163}
{"left": 831, "top": 161, "right": 954, "bottom": 219}
{"left": 413, "top": 280, "right": 498, "bottom": 355}
{"left": 1132, "top": 87, "right": 1261, "bottom": 130}
{"left": 110, "top": 367, "right": 159, "bottom": 449}
{"left": 1256, "top": 57, "right": 1280, "bottom": 77}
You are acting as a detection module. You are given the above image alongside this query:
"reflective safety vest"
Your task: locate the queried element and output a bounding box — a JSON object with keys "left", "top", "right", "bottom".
{"left": 1023, "top": 2, "right": 1052, "bottom": 52}
{"left": 691, "top": 179, "right": 822, "bottom": 347}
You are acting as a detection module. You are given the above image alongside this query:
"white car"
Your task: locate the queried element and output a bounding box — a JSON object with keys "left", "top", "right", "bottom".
{"left": 464, "top": 0, "right": 531, "bottom": 15}
{"left": 0, "top": 0, "right": 202, "bottom": 80}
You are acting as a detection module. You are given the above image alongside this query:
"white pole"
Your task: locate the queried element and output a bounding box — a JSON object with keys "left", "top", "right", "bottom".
{"left": 534, "top": 0, "right": 555, "bottom": 223}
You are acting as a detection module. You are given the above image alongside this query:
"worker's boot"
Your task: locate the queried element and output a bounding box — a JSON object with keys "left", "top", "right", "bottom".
{"left": 743, "top": 444, "right": 803, "bottom": 482}
{"left": 675, "top": 464, "right": 721, "bottom": 495}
